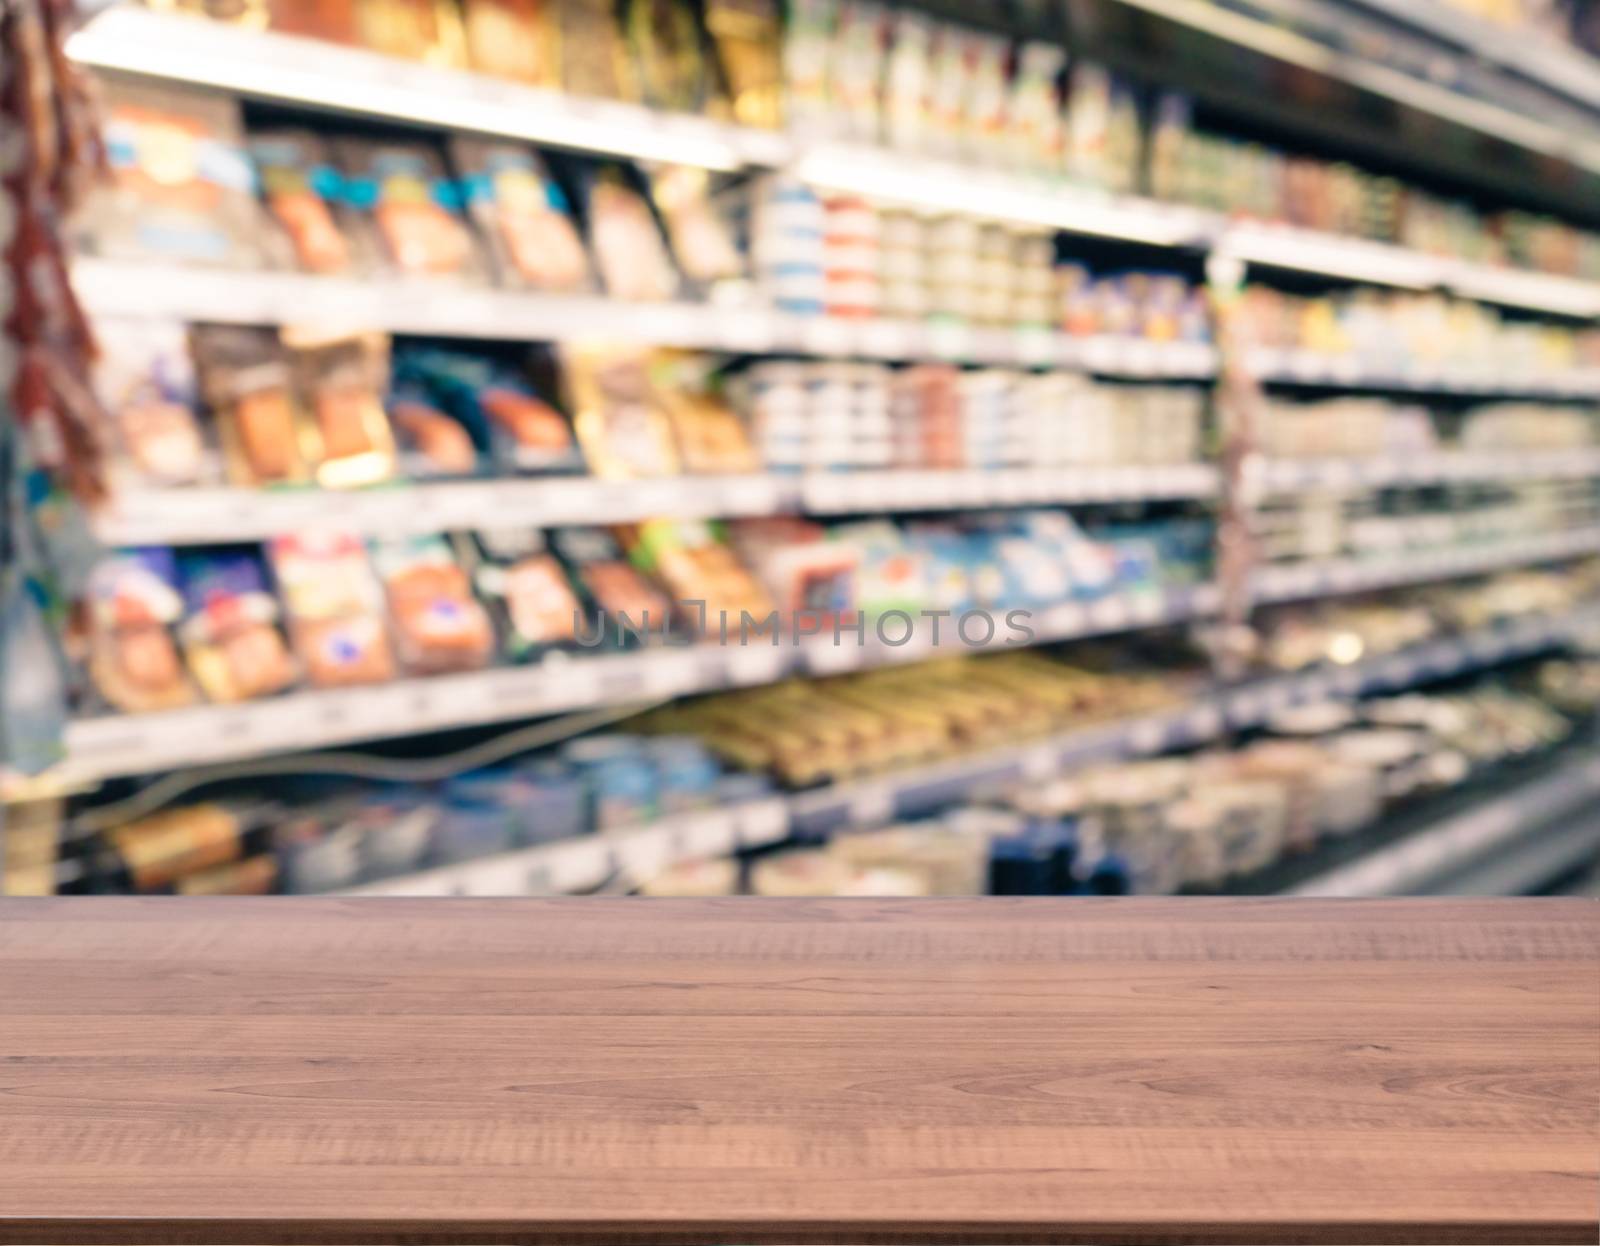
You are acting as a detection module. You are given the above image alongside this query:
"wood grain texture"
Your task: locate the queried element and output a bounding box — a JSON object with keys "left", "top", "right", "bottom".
{"left": 0, "top": 897, "right": 1594, "bottom": 1245}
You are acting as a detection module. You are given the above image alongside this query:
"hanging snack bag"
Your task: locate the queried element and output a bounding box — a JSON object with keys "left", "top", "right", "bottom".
{"left": 650, "top": 351, "right": 759, "bottom": 474}
{"left": 371, "top": 535, "right": 495, "bottom": 674}
{"left": 557, "top": 0, "right": 637, "bottom": 99}
{"left": 562, "top": 344, "right": 681, "bottom": 479}
{"left": 269, "top": 533, "right": 396, "bottom": 688}
{"left": 80, "top": 80, "right": 262, "bottom": 268}
{"left": 283, "top": 328, "right": 398, "bottom": 487}
{"left": 336, "top": 138, "right": 485, "bottom": 280}
{"left": 177, "top": 551, "right": 297, "bottom": 702}
{"left": 399, "top": 348, "right": 582, "bottom": 473}
{"left": 95, "top": 318, "right": 211, "bottom": 488}
{"left": 583, "top": 164, "right": 680, "bottom": 301}
{"left": 190, "top": 325, "right": 309, "bottom": 486}
{"left": 705, "top": 0, "right": 783, "bottom": 129}
{"left": 624, "top": 0, "right": 709, "bottom": 113}
{"left": 451, "top": 138, "right": 591, "bottom": 292}
{"left": 551, "top": 526, "right": 674, "bottom": 643}
{"left": 85, "top": 549, "right": 195, "bottom": 713}
{"left": 250, "top": 129, "right": 355, "bottom": 275}
{"left": 462, "top": 0, "right": 560, "bottom": 84}
{"left": 648, "top": 165, "right": 748, "bottom": 300}
{"left": 464, "top": 529, "right": 585, "bottom": 657}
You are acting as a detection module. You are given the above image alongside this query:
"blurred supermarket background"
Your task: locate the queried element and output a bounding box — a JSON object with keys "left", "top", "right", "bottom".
{"left": 2, "top": 0, "right": 1600, "bottom": 900}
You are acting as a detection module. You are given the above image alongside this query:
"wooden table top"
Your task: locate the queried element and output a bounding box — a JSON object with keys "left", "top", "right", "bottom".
{"left": 0, "top": 897, "right": 1595, "bottom": 1245}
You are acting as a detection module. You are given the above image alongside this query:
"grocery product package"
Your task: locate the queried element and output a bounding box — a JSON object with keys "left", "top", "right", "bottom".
{"left": 177, "top": 551, "right": 298, "bottom": 702}
{"left": 463, "top": 529, "right": 586, "bottom": 658}
{"left": 579, "top": 163, "right": 680, "bottom": 301}
{"left": 704, "top": 0, "right": 783, "bottom": 128}
{"left": 623, "top": 0, "right": 710, "bottom": 113}
{"left": 333, "top": 137, "right": 487, "bottom": 280}
{"left": 550, "top": 526, "right": 674, "bottom": 644}
{"left": 78, "top": 80, "right": 262, "bottom": 268}
{"left": 250, "top": 129, "right": 359, "bottom": 275}
{"left": 451, "top": 137, "right": 592, "bottom": 292}
{"left": 94, "top": 317, "right": 213, "bottom": 489}
{"left": 561, "top": 343, "right": 681, "bottom": 478}
{"left": 354, "top": 0, "right": 468, "bottom": 65}
{"left": 370, "top": 535, "right": 496, "bottom": 674}
{"left": 189, "top": 325, "right": 310, "bottom": 486}
{"left": 268, "top": 533, "right": 397, "bottom": 687}
{"left": 620, "top": 518, "right": 774, "bottom": 637}
{"left": 461, "top": 0, "right": 559, "bottom": 84}
{"left": 84, "top": 549, "right": 196, "bottom": 713}
{"left": 282, "top": 328, "right": 399, "bottom": 487}
{"left": 648, "top": 350, "right": 759, "bottom": 473}
{"left": 648, "top": 165, "right": 750, "bottom": 301}
{"left": 557, "top": 0, "right": 637, "bottom": 99}
{"left": 395, "top": 347, "right": 583, "bottom": 474}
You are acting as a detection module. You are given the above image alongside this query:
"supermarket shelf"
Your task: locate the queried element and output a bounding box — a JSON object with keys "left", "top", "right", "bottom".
{"left": 65, "top": 6, "right": 789, "bottom": 170}
{"left": 97, "top": 465, "right": 1220, "bottom": 546}
{"left": 790, "top": 143, "right": 1216, "bottom": 247}
{"left": 289, "top": 607, "right": 1587, "bottom": 896}
{"left": 95, "top": 475, "right": 790, "bottom": 546}
{"left": 342, "top": 797, "right": 791, "bottom": 896}
{"left": 791, "top": 606, "right": 1585, "bottom": 837}
{"left": 73, "top": 259, "right": 1218, "bottom": 376}
{"left": 1253, "top": 526, "right": 1600, "bottom": 604}
{"left": 1219, "top": 222, "right": 1600, "bottom": 316}
{"left": 1108, "top": 0, "right": 1600, "bottom": 173}
{"left": 1257, "top": 449, "right": 1600, "bottom": 493}
{"left": 1287, "top": 750, "right": 1600, "bottom": 897}
{"left": 45, "top": 584, "right": 1215, "bottom": 787}
{"left": 1248, "top": 348, "right": 1600, "bottom": 398}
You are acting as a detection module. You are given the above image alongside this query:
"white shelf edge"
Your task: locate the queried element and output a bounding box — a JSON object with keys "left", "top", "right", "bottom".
{"left": 1249, "top": 348, "right": 1600, "bottom": 398}
{"left": 1254, "top": 527, "right": 1600, "bottom": 604}
{"left": 67, "top": 6, "right": 787, "bottom": 170}
{"left": 1258, "top": 449, "right": 1600, "bottom": 492}
{"left": 95, "top": 465, "right": 1222, "bottom": 547}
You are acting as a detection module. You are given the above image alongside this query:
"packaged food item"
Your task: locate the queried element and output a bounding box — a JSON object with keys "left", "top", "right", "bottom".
{"left": 335, "top": 138, "right": 485, "bottom": 280}
{"left": 355, "top": 0, "right": 468, "bottom": 65}
{"left": 557, "top": 0, "right": 637, "bottom": 99}
{"left": 583, "top": 165, "right": 679, "bottom": 301}
{"left": 79, "top": 80, "right": 261, "bottom": 268}
{"left": 551, "top": 526, "right": 674, "bottom": 642}
{"left": 371, "top": 536, "right": 495, "bottom": 674}
{"left": 750, "top": 176, "right": 826, "bottom": 314}
{"left": 622, "top": 518, "right": 774, "bottom": 635}
{"left": 624, "top": 0, "right": 708, "bottom": 112}
{"left": 1064, "top": 61, "right": 1112, "bottom": 187}
{"left": 564, "top": 734, "right": 658, "bottom": 829}
{"left": 283, "top": 328, "right": 397, "bottom": 487}
{"left": 562, "top": 344, "right": 680, "bottom": 479}
{"left": 731, "top": 517, "right": 857, "bottom": 626}
{"left": 190, "top": 325, "right": 309, "bottom": 486}
{"left": 267, "top": 0, "right": 360, "bottom": 42}
{"left": 965, "top": 31, "right": 1009, "bottom": 162}
{"left": 1009, "top": 42, "right": 1065, "bottom": 171}
{"left": 452, "top": 138, "right": 591, "bottom": 292}
{"left": 883, "top": 8, "right": 934, "bottom": 151}
{"left": 388, "top": 389, "right": 485, "bottom": 477}
{"left": 177, "top": 552, "right": 297, "bottom": 702}
{"left": 250, "top": 129, "right": 354, "bottom": 274}
{"left": 85, "top": 550, "right": 195, "bottom": 713}
{"left": 465, "top": 529, "right": 584, "bottom": 657}
{"left": 462, "top": 0, "right": 559, "bottom": 84}
{"left": 928, "top": 21, "right": 975, "bottom": 158}
{"left": 268, "top": 533, "right": 396, "bottom": 688}
{"left": 94, "top": 318, "right": 210, "bottom": 488}
{"left": 783, "top": 0, "right": 836, "bottom": 135}
{"left": 704, "top": 0, "right": 783, "bottom": 129}
{"left": 830, "top": 1, "right": 886, "bottom": 141}
{"left": 398, "top": 349, "right": 582, "bottom": 474}
{"left": 147, "top": 0, "right": 269, "bottom": 27}
{"left": 650, "top": 351, "right": 759, "bottom": 473}
{"left": 106, "top": 804, "right": 243, "bottom": 892}
{"left": 648, "top": 165, "right": 747, "bottom": 299}
{"left": 175, "top": 855, "right": 279, "bottom": 896}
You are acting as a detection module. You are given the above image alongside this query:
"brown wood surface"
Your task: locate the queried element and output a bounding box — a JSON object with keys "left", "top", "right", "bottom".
{"left": 0, "top": 897, "right": 1595, "bottom": 1245}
